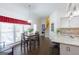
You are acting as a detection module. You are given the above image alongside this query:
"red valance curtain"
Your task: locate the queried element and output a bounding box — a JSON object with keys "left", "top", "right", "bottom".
{"left": 0, "top": 16, "right": 31, "bottom": 25}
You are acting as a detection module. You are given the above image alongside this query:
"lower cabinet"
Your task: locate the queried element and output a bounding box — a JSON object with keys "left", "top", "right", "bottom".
{"left": 60, "top": 43, "right": 79, "bottom": 55}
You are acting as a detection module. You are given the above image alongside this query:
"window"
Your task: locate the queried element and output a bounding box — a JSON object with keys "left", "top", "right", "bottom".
{"left": 0, "top": 22, "right": 14, "bottom": 45}
{"left": 23, "top": 25, "right": 31, "bottom": 32}
{"left": 15, "top": 24, "right": 23, "bottom": 42}
{"left": 33, "top": 24, "right": 37, "bottom": 33}
{"left": 0, "top": 22, "right": 30, "bottom": 46}
{"left": 51, "top": 23, "right": 54, "bottom": 31}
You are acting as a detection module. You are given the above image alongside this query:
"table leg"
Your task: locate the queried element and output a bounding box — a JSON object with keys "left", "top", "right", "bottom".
{"left": 12, "top": 47, "right": 14, "bottom": 55}
{"left": 29, "top": 41, "right": 31, "bottom": 51}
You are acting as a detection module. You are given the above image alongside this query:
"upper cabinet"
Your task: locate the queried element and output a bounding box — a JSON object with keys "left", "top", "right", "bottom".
{"left": 60, "top": 17, "right": 69, "bottom": 28}
{"left": 60, "top": 16, "right": 79, "bottom": 28}
{"left": 70, "top": 16, "right": 79, "bottom": 27}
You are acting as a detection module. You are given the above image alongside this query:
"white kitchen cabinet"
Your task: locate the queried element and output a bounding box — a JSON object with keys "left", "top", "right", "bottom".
{"left": 70, "top": 16, "right": 79, "bottom": 27}
{"left": 60, "top": 16, "right": 79, "bottom": 28}
{"left": 60, "top": 17, "right": 70, "bottom": 28}
{"left": 60, "top": 43, "right": 79, "bottom": 55}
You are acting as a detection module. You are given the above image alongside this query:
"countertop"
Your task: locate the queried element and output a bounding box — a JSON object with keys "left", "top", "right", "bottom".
{"left": 49, "top": 33, "right": 79, "bottom": 47}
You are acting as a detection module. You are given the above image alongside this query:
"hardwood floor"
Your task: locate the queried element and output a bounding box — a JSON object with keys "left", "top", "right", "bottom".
{"left": 0, "top": 37, "right": 59, "bottom": 55}
{"left": 25, "top": 37, "right": 60, "bottom": 55}
{"left": 27, "top": 37, "right": 51, "bottom": 55}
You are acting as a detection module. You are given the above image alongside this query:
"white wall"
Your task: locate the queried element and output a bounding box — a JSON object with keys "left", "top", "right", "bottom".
{"left": 49, "top": 11, "right": 65, "bottom": 40}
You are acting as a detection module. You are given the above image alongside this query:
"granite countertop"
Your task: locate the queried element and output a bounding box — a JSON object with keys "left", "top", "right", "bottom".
{"left": 49, "top": 33, "right": 79, "bottom": 47}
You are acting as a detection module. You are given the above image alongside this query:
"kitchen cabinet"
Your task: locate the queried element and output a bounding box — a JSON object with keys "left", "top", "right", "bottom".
{"left": 60, "top": 16, "right": 79, "bottom": 28}
{"left": 60, "top": 17, "right": 69, "bottom": 28}
{"left": 60, "top": 43, "right": 79, "bottom": 55}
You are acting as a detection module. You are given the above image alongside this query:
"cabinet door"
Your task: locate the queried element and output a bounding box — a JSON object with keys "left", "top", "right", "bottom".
{"left": 67, "top": 45, "right": 79, "bottom": 55}
{"left": 60, "top": 18, "right": 69, "bottom": 28}
{"left": 70, "top": 16, "right": 79, "bottom": 27}
{"left": 60, "top": 44, "right": 70, "bottom": 55}
{"left": 60, "top": 44, "right": 79, "bottom": 55}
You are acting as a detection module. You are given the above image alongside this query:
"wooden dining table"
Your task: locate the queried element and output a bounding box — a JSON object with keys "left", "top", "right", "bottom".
{"left": 21, "top": 33, "right": 40, "bottom": 54}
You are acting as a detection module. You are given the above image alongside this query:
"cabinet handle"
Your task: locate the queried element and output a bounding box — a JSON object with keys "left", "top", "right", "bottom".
{"left": 66, "top": 47, "right": 70, "bottom": 52}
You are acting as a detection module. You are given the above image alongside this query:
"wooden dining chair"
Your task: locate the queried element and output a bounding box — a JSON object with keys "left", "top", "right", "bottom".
{"left": 21, "top": 33, "right": 29, "bottom": 54}
{"left": 35, "top": 32, "right": 40, "bottom": 48}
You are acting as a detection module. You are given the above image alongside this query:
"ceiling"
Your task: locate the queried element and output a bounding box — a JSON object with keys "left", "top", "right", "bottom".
{"left": 25, "top": 3, "right": 68, "bottom": 18}
{"left": 18, "top": 3, "right": 79, "bottom": 19}
{"left": 1, "top": 3, "right": 79, "bottom": 19}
